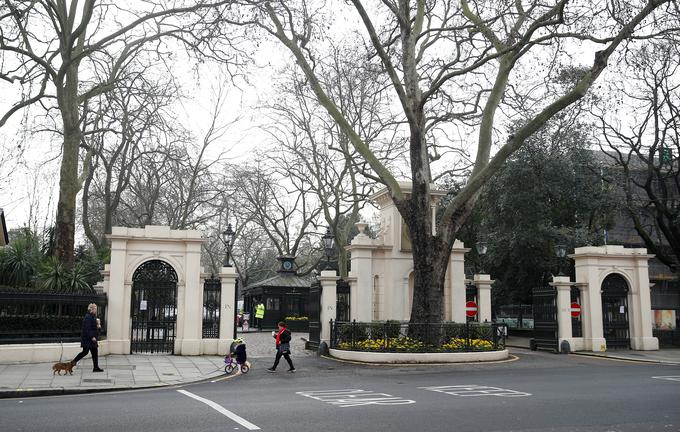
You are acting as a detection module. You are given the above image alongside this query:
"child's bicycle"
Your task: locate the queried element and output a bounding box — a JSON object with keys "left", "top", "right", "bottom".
{"left": 224, "top": 356, "right": 250, "bottom": 374}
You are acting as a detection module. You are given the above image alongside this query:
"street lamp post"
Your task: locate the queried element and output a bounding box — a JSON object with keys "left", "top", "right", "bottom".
{"left": 222, "top": 223, "right": 236, "bottom": 268}
{"left": 475, "top": 241, "right": 488, "bottom": 273}
{"left": 554, "top": 244, "right": 567, "bottom": 277}
{"left": 321, "top": 227, "right": 336, "bottom": 272}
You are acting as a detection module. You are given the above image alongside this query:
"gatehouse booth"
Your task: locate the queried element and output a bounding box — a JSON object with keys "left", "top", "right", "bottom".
{"left": 100, "top": 226, "right": 236, "bottom": 355}
{"left": 555, "top": 245, "right": 658, "bottom": 352}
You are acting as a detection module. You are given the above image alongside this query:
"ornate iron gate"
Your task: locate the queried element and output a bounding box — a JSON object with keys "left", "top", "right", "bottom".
{"left": 601, "top": 274, "right": 630, "bottom": 349}
{"left": 202, "top": 277, "right": 221, "bottom": 339}
{"left": 306, "top": 279, "right": 321, "bottom": 350}
{"left": 130, "top": 260, "right": 178, "bottom": 354}
{"left": 336, "top": 279, "right": 350, "bottom": 322}
{"left": 531, "top": 286, "right": 559, "bottom": 352}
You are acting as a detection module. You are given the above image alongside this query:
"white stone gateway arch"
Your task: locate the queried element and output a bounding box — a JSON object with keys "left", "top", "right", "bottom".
{"left": 555, "top": 245, "right": 658, "bottom": 352}
{"left": 101, "top": 226, "right": 237, "bottom": 355}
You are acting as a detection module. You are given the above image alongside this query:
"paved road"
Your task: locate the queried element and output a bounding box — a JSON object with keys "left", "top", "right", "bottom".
{"left": 2, "top": 349, "right": 679, "bottom": 432}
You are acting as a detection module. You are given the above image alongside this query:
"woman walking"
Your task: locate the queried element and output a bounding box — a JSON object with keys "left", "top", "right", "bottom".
{"left": 72, "top": 303, "right": 104, "bottom": 372}
{"left": 267, "top": 321, "right": 295, "bottom": 373}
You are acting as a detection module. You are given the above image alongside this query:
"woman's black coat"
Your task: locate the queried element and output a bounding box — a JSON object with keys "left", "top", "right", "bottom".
{"left": 80, "top": 313, "right": 98, "bottom": 348}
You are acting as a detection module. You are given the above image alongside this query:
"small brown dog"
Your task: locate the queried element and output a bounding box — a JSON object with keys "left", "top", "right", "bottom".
{"left": 52, "top": 361, "right": 74, "bottom": 375}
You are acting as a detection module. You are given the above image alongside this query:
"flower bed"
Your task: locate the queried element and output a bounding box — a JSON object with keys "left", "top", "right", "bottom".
{"left": 331, "top": 321, "right": 505, "bottom": 353}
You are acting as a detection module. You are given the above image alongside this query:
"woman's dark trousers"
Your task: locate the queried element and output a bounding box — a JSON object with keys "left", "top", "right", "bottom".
{"left": 72, "top": 346, "right": 99, "bottom": 369}
{"left": 272, "top": 350, "right": 294, "bottom": 370}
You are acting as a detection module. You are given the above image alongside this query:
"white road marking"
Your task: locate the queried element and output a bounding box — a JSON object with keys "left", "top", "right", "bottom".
{"left": 420, "top": 385, "right": 532, "bottom": 397}
{"left": 177, "top": 390, "right": 260, "bottom": 430}
{"left": 652, "top": 376, "right": 680, "bottom": 382}
{"left": 297, "top": 389, "right": 416, "bottom": 408}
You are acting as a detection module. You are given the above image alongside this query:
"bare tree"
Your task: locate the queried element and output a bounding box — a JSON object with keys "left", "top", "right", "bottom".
{"left": 0, "top": 0, "right": 240, "bottom": 266}
{"left": 263, "top": 46, "right": 405, "bottom": 276}
{"left": 80, "top": 66, "right": 180, "bottom": 250}
{"left": 597, "top": 41, "right": 680, "bottom": 271}
{"left": 230, "top": 160, "right": 322, "bottom": 271}
{"left": 229, "top": 0, "right": 678, "bottom": 323}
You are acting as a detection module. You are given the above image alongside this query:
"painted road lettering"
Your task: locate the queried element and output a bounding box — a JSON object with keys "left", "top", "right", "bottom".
{"left": 296, "top": 389, "right": 416, "bottom": 408}
{"left": 420, "top": 385, "right": 532, "bottom": 397}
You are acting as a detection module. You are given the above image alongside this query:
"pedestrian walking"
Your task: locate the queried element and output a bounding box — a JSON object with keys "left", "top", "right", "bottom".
{"left": 72, "top": 303, "right": 104, "bottom": 372}
{"left": 267, "top": 321, "right": 295, "bottom": 373}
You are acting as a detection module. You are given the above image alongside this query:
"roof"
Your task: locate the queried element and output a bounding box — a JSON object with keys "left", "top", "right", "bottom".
{"left": 243, "top": 272, "right": 314, "bottom": 291}
{"left": 0, "top": 208, "right": 8, "bottom": 246}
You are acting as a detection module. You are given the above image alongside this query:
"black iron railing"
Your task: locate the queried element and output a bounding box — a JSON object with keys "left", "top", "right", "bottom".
{"left": 330, "top": 320, "right": 507, "bottom": 352}
{"left": 0, "top": 291, "right": 107, "bottom": 344}
{"left": 654, "top": 329, "right": 680, "bottom": 347}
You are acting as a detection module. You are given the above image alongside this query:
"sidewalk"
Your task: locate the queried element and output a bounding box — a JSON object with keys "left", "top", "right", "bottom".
{"left": 0, "top": 331, "right": 312, "bottom": 399}
{"left": 506, "top": 334, "right": 680, "bottom": 365}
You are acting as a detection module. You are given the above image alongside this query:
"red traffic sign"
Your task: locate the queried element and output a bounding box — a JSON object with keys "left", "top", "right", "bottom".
{"left": 570, "top": 303, "right": 581, "bottom": 317}
{"left": 465, "top": 301, "right": 478, "bottom": 317}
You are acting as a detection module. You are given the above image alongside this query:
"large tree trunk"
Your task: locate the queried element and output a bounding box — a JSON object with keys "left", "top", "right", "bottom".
{"left": 55, "top": 125, "right": 80, "bottom": 268}
{"left": 55, "top": 64, "right": 82, "bottom": 268}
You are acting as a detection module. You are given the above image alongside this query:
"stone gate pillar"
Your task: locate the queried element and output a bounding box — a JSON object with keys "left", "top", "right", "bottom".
{"left": 551, "top": 276, "right": 574, "bottom": 350}
{"left": 217, "top": 266, "right": 237, "bottom": 355}
{"left": 473, "top": 274, "right": 493, "bottom": 323}
{"left": 449, "top": 241, "right": 470, "bottom": 322}
{"left": 319, "top": 270, "right": 339, "bottom": 343}
{"left": 346, "top": 223, "right": 376, "bottom": 322}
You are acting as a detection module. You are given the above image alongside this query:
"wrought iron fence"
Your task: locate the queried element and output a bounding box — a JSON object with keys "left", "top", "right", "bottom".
{"left": 654, "top": 329, "right": 680, "bottom": 347}
{"left": 330, "top": 320, "right": 507, "bottom": 352}
{"left": 0, "top": 291, "right": 107, "bottom": 344}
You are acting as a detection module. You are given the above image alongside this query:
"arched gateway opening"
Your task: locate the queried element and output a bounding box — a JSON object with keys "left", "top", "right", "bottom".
{"left": 601, "top": 273, "right": 630, "bottom": 349}
{"left": 130, "top": 260, "right": 178, "bottom": 354}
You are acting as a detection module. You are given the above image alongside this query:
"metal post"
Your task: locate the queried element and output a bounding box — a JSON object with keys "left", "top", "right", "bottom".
{"left": 384, "top": 321, "right": 388, "bottom": 350}
{"left": 466, "top": 321, "right": 470, "bottom": 351}
{"left": 351, "top": 319, "right": 356, "bottom": 350}
{"left": 233, "top": 279, "right": 238, "bottom": 339}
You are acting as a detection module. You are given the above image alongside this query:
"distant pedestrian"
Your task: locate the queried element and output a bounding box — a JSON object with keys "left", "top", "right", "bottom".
{"left": 72, "top": 303, "right": 104, "bottom": 372}
{"left": 267, "top": 321, "right": 295, "bottom": 373}
{"left": 255, "top": 301, "right": 265, "bottom": 331}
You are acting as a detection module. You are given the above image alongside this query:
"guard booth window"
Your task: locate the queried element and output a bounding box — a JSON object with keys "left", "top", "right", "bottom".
{"left": 266, "top": 297, "right": 280, "bottom": 311}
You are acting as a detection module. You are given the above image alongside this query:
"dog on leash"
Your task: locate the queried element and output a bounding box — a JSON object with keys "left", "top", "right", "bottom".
{"left": 52, "top": 361, "right": 75, "bottom": 375}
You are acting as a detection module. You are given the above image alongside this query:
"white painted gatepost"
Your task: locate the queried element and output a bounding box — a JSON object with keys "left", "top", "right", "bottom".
{"left": 554, "top": 245, "right": 658, "bottom": 352}
{"left": 101, "top": 226, "right": 236, "bottom": 355}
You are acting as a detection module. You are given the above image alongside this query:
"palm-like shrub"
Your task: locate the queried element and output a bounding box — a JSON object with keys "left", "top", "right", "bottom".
{"left": 38, "top": 258, "right": 95, "bottom": 294}
{"left": 0, "top": 230, "right": 41, "bottom": 287}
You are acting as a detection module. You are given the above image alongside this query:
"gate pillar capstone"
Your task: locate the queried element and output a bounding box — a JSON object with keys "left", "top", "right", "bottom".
{"left": 319, "top": 270, "right": 339, "bottom": 343}
{"left": 473, "top": 274, "right": 493, "bottom": 323}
